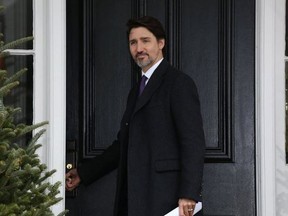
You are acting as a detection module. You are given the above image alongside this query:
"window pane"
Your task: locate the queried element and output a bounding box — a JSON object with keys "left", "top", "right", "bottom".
{"left": 4, "top": 55, "right": 33, "bottom": 146}
{"left": 0, "top": 0, "right": 33, "bottom": 49}
{"left": 0, "top": 0, "right": 33, "bottom": 146}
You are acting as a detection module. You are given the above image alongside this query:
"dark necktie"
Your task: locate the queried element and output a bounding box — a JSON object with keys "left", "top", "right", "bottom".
{"left": 139, "top": 75, "right": 148, "bottom": 96}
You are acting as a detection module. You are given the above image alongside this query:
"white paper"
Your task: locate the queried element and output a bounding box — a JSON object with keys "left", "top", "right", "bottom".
{"left": 164, "top": 202, "right": 202, "bottom": 216}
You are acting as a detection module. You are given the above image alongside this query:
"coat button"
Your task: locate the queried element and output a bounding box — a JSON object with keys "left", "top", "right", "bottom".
{"left": 125, "top": 122, "right": 129, "bottom": 126}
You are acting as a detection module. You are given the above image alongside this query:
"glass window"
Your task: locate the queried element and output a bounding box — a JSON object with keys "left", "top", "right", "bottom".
{"left": 0, "top": 0, "right": 33, "bottom": 145}
{"left": 0, "top": 0, "right": 33, "bottom": 49}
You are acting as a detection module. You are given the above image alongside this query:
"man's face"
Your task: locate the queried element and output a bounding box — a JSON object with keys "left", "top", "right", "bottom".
{"left": 129, "top": 27, "right": 165, "bottom": 72}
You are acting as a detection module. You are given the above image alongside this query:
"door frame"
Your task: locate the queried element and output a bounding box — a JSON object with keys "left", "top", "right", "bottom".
{"left": 256, "top": 0, "right": 286, "bottom": 215}
{"left": 34, "top": 0, "right": 286, "bottom": 214}
{"left": 33, "top": 0, "right": 66, "bottom": 214}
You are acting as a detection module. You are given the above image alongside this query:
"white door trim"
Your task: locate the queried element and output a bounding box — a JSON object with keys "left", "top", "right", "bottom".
{"left": 255, "top": 0, "right": 276, "bottom": 215}
{"left": 33, "top": 0, "right": 66, "bottom": 214}
{"left": 273, "top": 0, "right": 287, "bottom": 215}
{"left": 256, "top": 0, "right": 286, "bottom": 215}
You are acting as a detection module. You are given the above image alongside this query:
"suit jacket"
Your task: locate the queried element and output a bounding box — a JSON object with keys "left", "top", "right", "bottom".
{"left": 78, "top": 59, "right": 205, "bottom": 216}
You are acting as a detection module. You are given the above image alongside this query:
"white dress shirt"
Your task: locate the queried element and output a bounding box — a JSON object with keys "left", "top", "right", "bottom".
{"left": 141, "top": 58, "right": 164, "bottom": 85}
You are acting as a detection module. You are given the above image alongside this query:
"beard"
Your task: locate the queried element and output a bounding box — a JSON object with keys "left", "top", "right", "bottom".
{"left": 135, "top": 53, "right": 153, "bottom": 69}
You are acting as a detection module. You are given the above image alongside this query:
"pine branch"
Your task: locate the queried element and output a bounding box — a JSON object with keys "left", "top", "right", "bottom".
{"left": 4, "top": 68, "right": 27, "bottom": 85}
{"left": 0, "top": 6, "right": 5, "bottom": 13}
{"left": 37, "top": 170, "right": 55, "bottom": 184}
{"left": 0, "top": 107, "right": 21, "bottom": 128}
{"left": 15, "top": 121, "right": 48, "bottom": 138}
{"left": 0, "top": 36, "right": 33, "bottom": 52}
{"left": 0, "top": 81, "right": 19, "bottom": 97}
{"left": 25, "top": 129, "right": 46, "bottom": 155}
{"left": 0, "top": 110, "right": 8, "bottom": 127}
{"left": 57, "top": 210, "right": 70, "bottom": 216}
{"left": 0, "top": 70, "right": 7, "bottom": 84}
{"left": 0, "top": 51, "right": 9, "bottom": 58}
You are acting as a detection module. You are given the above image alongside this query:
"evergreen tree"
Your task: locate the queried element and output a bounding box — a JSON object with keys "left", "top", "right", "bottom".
{"left": 0, "top": 5, "right": 67, "bottom": 216}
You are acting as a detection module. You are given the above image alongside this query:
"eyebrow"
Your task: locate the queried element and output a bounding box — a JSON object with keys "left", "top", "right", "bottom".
{"left": 129, "top": 36, "right": 151, "bottom": 42}
{"left": 140, "top": 37, "right": 151, "bottom": 40}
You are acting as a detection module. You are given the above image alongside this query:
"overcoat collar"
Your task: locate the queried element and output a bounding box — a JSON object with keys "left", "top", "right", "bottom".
{"left": 132, "top": 59, "right": 169, "bottom": 116}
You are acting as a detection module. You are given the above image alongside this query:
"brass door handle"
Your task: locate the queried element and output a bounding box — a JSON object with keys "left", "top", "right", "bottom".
{"left": 66, "top": 163, "right": 73, "bottom": 170}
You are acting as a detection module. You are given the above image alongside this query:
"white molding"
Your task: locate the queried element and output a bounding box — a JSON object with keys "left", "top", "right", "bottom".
{"left": 5, "top": 49, "right": 34, "bottom": 55}
{"left": 274, "top": 0, "right": 287, "bottom": 216}
{"left": 33, "top": 0, "right": 66, "bottom": 214}
{"left": 256, "top": 0, "right": 287, "bottom": 215}
{"left": 255, "top": 0, "right": 276, "bottom": 215}
{"left": 34, "top": 0, "right": 48, "bottom": 164}
{"left": 47, "top": 0, "right": 66, "bottom": 214}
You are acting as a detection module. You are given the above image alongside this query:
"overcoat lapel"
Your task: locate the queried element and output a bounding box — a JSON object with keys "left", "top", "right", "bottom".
{"left": 132, "top": 60, "right": 169, "bottom": 116}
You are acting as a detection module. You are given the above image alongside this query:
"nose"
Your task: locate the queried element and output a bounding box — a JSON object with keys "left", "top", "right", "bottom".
{"left": 136, "top": 42, "right": 144, "bottom": 53}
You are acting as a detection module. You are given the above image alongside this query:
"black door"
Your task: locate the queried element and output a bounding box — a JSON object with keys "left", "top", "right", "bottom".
{"left": 66, "top": 0, "right": 255, "bottom": 215}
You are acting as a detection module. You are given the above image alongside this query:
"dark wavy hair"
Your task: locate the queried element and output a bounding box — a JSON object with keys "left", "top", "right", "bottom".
{"left": 126, "top": 16, "right": 166, "bottom": 55}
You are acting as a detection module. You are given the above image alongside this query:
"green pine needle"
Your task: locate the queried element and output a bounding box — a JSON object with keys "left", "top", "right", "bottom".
{"left": 0, "top": 81, "right": 19, "bottom": 97}
{"left": 4, "top": 68, "right": 27, "bottom": 85}
{"left": 0, "top": 36, "right": 33, "bottom": 52}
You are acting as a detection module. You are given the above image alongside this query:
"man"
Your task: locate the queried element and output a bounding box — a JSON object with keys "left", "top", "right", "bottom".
{"left": 66, "top": 16, "right": 205, "bottom": 216}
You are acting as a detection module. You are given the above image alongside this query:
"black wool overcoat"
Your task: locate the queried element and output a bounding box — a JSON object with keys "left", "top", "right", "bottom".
{"left": 78, "top": 59, "right": 206, "bottom": 216}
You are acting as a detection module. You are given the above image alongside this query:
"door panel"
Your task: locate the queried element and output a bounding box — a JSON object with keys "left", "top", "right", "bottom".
{"left": 66, "top": 0, "right": 255, "bottom": 215}
{"left": 82, "top": 0, "right": 132, "bottom": 158}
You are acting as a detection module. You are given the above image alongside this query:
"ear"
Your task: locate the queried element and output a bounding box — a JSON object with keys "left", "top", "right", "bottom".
{"left": 158, "top": 39, "right": 165, "bottom": 50}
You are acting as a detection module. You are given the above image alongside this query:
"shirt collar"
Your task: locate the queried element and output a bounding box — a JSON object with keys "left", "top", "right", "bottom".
{"left": 141, "top": 58, "right": 164, "bottom": 79}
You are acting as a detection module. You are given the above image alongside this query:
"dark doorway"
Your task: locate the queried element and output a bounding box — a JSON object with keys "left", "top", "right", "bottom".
{"left": 66, "top": 0, "right": 255, "bottom": 215}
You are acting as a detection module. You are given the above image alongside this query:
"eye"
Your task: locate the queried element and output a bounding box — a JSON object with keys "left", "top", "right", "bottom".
{"left": 130, "top": 40, "right": 136, "bottom": 46}
{"left": 143, "top": 39, "right": 150, "bottom": 43}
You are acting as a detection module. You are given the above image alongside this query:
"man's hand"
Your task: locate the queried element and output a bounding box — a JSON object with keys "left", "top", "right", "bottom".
{"left": 178, "top": 198, "right": 196, "bottom": 216}
{"left": 65, "top": 168, "right": 81, "bottom": 191}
